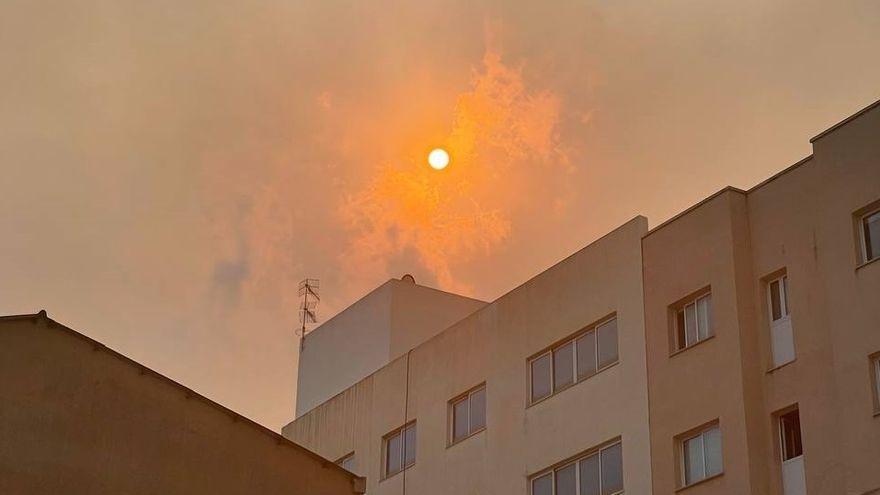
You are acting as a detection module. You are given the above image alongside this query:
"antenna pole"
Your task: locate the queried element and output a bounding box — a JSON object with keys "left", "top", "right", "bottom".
{"left": 297, "top": 278, "right": 320, "bottom": 351}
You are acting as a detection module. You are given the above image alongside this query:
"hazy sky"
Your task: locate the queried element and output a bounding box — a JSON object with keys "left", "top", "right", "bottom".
{"left": 2, "top": 0, "right": 879, "bottom": 430}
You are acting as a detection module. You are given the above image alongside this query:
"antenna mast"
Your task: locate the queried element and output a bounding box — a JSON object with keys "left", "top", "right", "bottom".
{"left": 297, "top": 278, "right": 320, "bottom": 349}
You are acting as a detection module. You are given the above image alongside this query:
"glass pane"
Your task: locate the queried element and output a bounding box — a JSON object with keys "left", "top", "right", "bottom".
{"left": 453, "top": 398, "right": 469, "bottom": 441}
{"left": 683, "top": 435, "right": 705, "bottom": 485}
{"left": 577, "top": 331, "right": 597, "bottom": 378}
{"left": 865, "top": 211, "right": 880, "bottom": 261}
{"left": 597, "top": 319, "right": 619, "bottom": 369}
{"left": 469, "top": 387, "right": 486, "bottom": 432}
{"left": 676, "top": 309, "right": 687, "bottom": 350}
{"left": 555, "top": 463, "right": 577, "bottom": 495}
{"left": 780, "top": 410, "right": 803, "bottom": 461}
{"left": 781, "top": 276, "right": 789, "bottom": 316}
{"left": 579, "top": 453, "right": 601, "bottom": 495}
{"left": 532, "top": 473, "right": 553, "bottom": 495}
{"left": 685, "top": 302, "right": 698, "bottom": 346}
{"left": 697, "top": 295, "right": 712, "bottom": 339}
{"left": 531, "top": 354, "right": 552, "bottom": 402}
{"left": 554, "top": 342, "right": 575, "bottom": 389}
{"left": 386, "top": 432, "right": 402, "bottom": 475}
{"left": 875, "top": 358, "right": 880, "bottom": 406}
{"left": 704, "top": 427, "right": 723, "bottom": 477}
{"left": 340, "top": 455, "right": 355, "bottom": 472}
{"left": 403, "top": 425, "right": 416, "bottom": 467}
{"left": 600, "top": 443, "right": 624, "bottom": 495}
{"left": 770, "top": 280, "right": 782, "bottom": 321}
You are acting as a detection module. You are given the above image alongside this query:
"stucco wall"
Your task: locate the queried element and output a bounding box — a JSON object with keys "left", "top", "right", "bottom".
{"left": 642, "top": 100, "right": 880, "bottom": 494}
{"left": 0, "top": 314, "right": 363, "bottom": 495}
{"left": 296, "top": 279, "right": 485, "bottom": 418}
{"left": 285, "top": 217, "right": 653, "bottom": 495}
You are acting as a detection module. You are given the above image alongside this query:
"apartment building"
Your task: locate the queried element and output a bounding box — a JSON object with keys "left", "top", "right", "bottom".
{"left": 286, "top": 218, "right": 654, "bottom": 495}
{"left": 283, "top": 99, "right": 880, "bottom": 495}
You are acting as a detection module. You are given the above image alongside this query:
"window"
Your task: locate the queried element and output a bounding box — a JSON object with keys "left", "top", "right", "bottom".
{"left": 336, "top": 452, "right": 356, "bottom": 473}
{"left": 767, "top": 274, "right": 795, "bottom": 367}
{"left": 383, "top": 423, "right": 416, "bottom": 478}
{"left": 860, "top": 209, "right": 880, "bottom": 263}
{"left": 768, "top": 275, "right": 790, "bottom": 322}
{"left": 779, "top": 410, "right": 803, "bottom": 461}
{"left": 529, "top": 317, "right": 619, "bottom": 404}
{"left": 450, "top": 384, "right": 486, "bottom": 444}
{"left": 675, "top": 293, "right": 712, "bottom": 351}
{"left": 530, "top": 441, "right": 623, "bottom": 495}
{"left": 681, "top": 424, "right": 722, "bottom": 486}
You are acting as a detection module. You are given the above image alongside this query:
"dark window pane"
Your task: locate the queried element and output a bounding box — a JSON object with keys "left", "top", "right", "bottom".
{"left": 865, "top": 211, "right": 880, "bottom": 261}
{"left": 469, "top": 387, "right": 486, "bottom": 432}
{"left": 601, "top": 443, "right": 623, "bottom": 495}
{"left": 780, "top": 410, "right": 803, "bottom": 461}
{"left": 555, "top": 463, "right": 577, "bottom": 495}
{"left": 532, "top": 473, "right": 552, "bottom": 495}
{"left": 531, "top": 354, "right": 552, "bottom": 402}
{"left": 597, "top": 319, "right": 619, "bottom": 368}
{"left": 577, "top": 331, "right": 597, "bottom": 378}
{"left": 553, "top": 341, "right": 575, "bottom": 389}
{"left": 770, "top": 280, "right": 782, "bottom": 321}
{"left": 579, "top": 453, "right": 601, "bottom": 495}
{"left": 453, "top": 398, "right": 469, "bottom": 441}
{"left": 386, "top": 432, "right": 402, "bottom": 475}
{"left": 403, "top": 425, "right": 416, "bottom": 466}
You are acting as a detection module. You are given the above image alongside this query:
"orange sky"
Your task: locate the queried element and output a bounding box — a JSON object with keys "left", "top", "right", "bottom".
{"left": 2, "top": 0, "right": 879, "bottom": 430}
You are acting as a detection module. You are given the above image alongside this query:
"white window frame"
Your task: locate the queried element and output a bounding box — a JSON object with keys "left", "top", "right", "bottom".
{"left": 767, "top": 274, "right": 795, "bottom": 368}
{"left": 675, "top": 293, "right": 713, "bottom": 351}
{"left": 680, "top": 425, "right": 722, "bottom": 487}
{"left": 449, "top": 384, "right": 487, "bottom": 445}
{"left": 336, "top": 452, "right": 356, "bottom": 473}
{"left": 778, "top": 409, "right": 803, "bottom": 463}
{"left": 529, "top": 441, "right": 624, "bottom": 495}
{"left": 528, "top": 316, "right": 619, "bottom": 405}
{"left": 383, "top": 422, "right": 416, "bottom": 479}
{"left": 860, "top": 208, "right": 880, "bottom": 264}
{"left": 767, "top": 275, "right": 790, "bottom": 323}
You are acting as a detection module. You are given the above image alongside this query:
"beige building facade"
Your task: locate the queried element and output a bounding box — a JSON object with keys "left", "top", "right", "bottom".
{"left": 0, "top": 312, "right": 365, "bottom": 495}
{"left": 285, "top": 99, "right": 880, "bottom": 495}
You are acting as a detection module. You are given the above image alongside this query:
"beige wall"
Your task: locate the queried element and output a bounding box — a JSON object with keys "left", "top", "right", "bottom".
{"left": 285, "top": 217, "right": 653, "bottom": 495}
{"left": 643, "top": 100, "right": 880, "bottom": 494}
{"left": 0, "top": 313, "right": 364, "bottom": 495}
{"left": 296, "top": 278, "right": 485, "bottom": 417}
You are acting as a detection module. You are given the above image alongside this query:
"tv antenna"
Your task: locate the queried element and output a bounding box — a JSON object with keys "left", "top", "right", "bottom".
{"left": 297, "top": 278, "right": 320, "bottom": 349}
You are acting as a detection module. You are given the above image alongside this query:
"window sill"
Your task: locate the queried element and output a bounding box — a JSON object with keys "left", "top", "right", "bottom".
{"left": 766, "top": 358, "right": 797, "bottom": 374}
{"left": 675, "top": 472, "right": 724, "bottom": 492}
{"left": 856, "top": 256, "right": 880, "bottom": 271}
{"left": 526, "top": 360, "right": 620, "bottom": 409}
{"left": 380, "top": 463, "right": 414, "bottom": 482}
{"left": 447, "top": 427, "right": 486, "bottom": 449}
{"left": 669, "top": 335, "right": 716, "bottom": 358}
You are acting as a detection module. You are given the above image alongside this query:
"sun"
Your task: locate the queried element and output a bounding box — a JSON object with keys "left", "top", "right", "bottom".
{"left": 428, "top": 148, "right": 450, "bottom": 170}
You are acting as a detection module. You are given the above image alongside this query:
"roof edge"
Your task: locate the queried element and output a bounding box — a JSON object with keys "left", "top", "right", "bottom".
{"left": 643, "top": 187, "right": 747, "bottom": 239}
{"left": 3, "top": 310, "right": 363, "bottom": 483}
{"left": 810, "top": 97, "right": 880, "bottom": 143}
